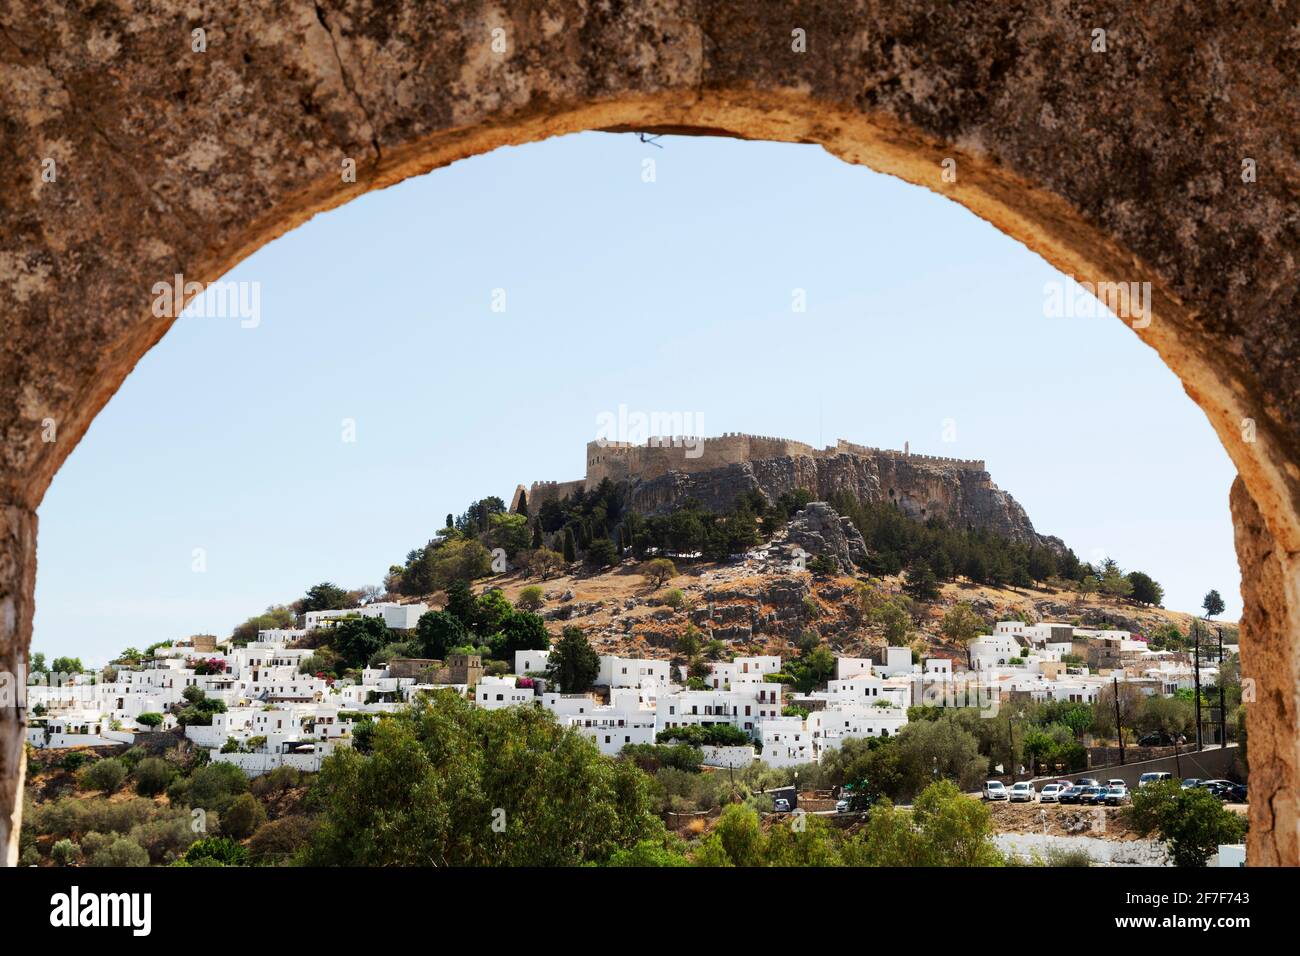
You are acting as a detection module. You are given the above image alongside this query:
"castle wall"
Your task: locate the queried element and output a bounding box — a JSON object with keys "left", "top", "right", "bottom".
{"left": 585, "top": 433, "right": 823, "bottom": 488}
{"left": 525, "top": 434, "right": 986, "bottom": 512}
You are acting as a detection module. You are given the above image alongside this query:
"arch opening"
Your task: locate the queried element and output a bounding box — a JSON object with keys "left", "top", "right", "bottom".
{"left": 4, "top": 38, "right": 1298, "bottom": 867}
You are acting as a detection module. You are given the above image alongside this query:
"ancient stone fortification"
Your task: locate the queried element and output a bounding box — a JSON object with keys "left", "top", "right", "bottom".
{"left": 526, "top": 434, "right": 1034, "bottom": 541}
{"left": 584, "top": 434, "right": 985, "bottom": 486}
{"left": 2, "top": 0, "right": 1298, "bottom": 866}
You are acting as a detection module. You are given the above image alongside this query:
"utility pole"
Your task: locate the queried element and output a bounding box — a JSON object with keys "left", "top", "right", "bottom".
{"left": 1193, "top": 619, "right": 1203, "bottom": 752}
{"left": 1218, "top": 626, "right": 1227, "bottom": 746}
{"left": 1112, "top": 676, "right": 1125, "bottom": 765}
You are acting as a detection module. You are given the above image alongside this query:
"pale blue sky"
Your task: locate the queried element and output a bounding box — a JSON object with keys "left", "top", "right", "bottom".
{"left": 34, "top": 132, "right": 1241, "bottom": 664}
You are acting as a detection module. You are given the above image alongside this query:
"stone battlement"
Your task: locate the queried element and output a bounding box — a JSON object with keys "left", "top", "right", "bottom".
{"left": 520, "top": 433, "right": 986, "bottom": 514}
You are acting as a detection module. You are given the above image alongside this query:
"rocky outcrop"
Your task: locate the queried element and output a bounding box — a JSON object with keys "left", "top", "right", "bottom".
{"left": 627, "top": 451, "right": 1055, "bottom": 547}
{"left": 781, "top": 502, "right": 869, "bottom": 572}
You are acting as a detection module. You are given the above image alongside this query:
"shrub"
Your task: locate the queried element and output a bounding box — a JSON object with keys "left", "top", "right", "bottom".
{"left": 249, "top": 765, "right": 303, "bottom": 801}
{"left": 89, "top": 836, "right": 150, "bottom": 868}
{"left": 129, "top": 814, "right": 198, "bottom": 864}
{"left": 61, "top": 752, "right": 93, "bottom": 773}
{"left": 133, "top": 757, "right": 176, "bottom": 796}
{"left": 662, "top": 589, "right": 684, "bottom": 610}
{"left": 1129, "top": 780, "right": 1247, "bottom": 866}
{"left": 135, "top": 712, "right": 165, "bottom": 729}
{"left": 182, "top": 836, "right": 248, "bottom": 867}
{"left": 247, "top": 815, "right": 317, "bottom": 865}
{"left": 79, "top": 758, "right": 128, "bottom": 794}
{"left": 656, "top": 724, "right": 752, "bottom": 748}
{"left": 642, "top": 558, "right": 677, "bottom": 588}
{"left": 167, "top": 761, "right": 249, "bottom": 814}
{"left": 50, "top": 839, "right": 81, "bottom": 866}
{"left": 585, "top": 538, "right": 617, "bottom": 568}
{"left": 517, "top": 585, "right": 544, "bottom": 611}
{"left": 221, "top": 793, "right": 268, "bottom": 840}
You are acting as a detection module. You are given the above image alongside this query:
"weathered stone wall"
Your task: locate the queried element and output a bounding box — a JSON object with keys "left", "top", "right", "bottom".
{"left": 2, "top": 0, "right": 1298, "bottom": 864}
{"left": 580, "top": 433, "right": 985, "bottom": 488}
{"left": 622, "top": 449, "right": 1048, "bottom": 545}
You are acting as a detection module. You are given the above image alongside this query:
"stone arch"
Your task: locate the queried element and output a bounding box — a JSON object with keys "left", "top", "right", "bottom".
{"left": 2, "top": 2, "right": 1296, "bottom": 866}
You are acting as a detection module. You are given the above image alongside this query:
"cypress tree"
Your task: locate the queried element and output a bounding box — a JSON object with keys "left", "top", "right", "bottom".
{"left": 562, "top": 527, "right": 577, "bottom": 563}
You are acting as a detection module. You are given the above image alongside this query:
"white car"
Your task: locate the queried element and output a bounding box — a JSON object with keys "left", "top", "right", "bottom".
{"left": 1008, "top": 781, "right": 1036, "bottom": 803}
{"left": 1138, "top": 772, "right": 1172, "bottom": 787}
{"left": 1038, "top": 783, "right": 1064, "bottom": 803}
{"left": 981, "top": 780, "right": 1008, "bottom": 801}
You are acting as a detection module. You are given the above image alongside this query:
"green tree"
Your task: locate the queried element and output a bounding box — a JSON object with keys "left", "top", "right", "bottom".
{"left": 135, "top": 712, "right": 164, "bottom": 729}
{"left": 414, "top": 610, "right": 467, "bottom": 660}
{"left": 1129, "top": 779, "right": 1246, "bottom": 867}
{"left": 902, "top": 561, "right": 940, "bottom": 602}
{"left": 329, "top": 616, "right": 392, "bottom": 670}
{"left": 302, "top": 693, "right": 659, "bottom": 866}
{"left": 524, "top": 548, "right": 565, "bottom": 580}
{"left": 133, "top": 757, "right": 176, "bottom": 796}
{"left": 301, "top": 581, "right": 350, "bottom": 613}
{"left": 488, "top": 512, "right": 532, "bottom": 559}
{"left": 1202, "top": 589, "right": 1226, "bottom": 619}
{"left": 874, "top": 599, "right": 912, "bottom": 646}
{"left": 607, "top": 838, "right": 691, "bottom": 867}
{"left": 1126, "top": 570, "right": 1164, "bottom": 606}
{"left": 167, "top": 761, "right": 249, "bottom": 815}
{"left": 230, "top": 605, "right": 296, "bottom": 646}
{"left": 50, "top": 656, "right": 84, "bottom": 675}
{"left": 844, "top": 780, "right": 1002, "bottom": 866}
{"left": 562, "top": 527, "right": 577, "bottom": 563}
{"left": 694, "top": 803, "right": 766, "bottom": 867}
{"left": 1099, "top": 560, "right": 1133, "bottom": 601}
{"left": 641, "top": 558, "right": 677, "bottom": 588}
{"left": 585, "top": 538, "right": 618, "bottom": 568}
{"left": 940, "top": 602, "right": 988, "bottom": 665}
{"left": 221, "top": 793, "right": 268, "bottom": 840}
{"left": 496, "top": 610, "right": 551, "bottom": 662}
{"left": 247, "top": 816, "right": 317, "bottom": 866}
{"left": 546, "top": 626, "right": 600, "bottom": 694}
{"left": 79, "top": 758, "right": 127, "bottom": 794}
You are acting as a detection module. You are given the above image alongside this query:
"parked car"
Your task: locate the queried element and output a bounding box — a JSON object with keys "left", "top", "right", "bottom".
{"left": 1181, "top": 778, "right": 1203, "bottom": 789}
{"left": 1038, "top": 783, "right": 1065, "bottom": 803}
{"left": 1106, "top": 779, "right": 1126, "bottom": 789}
{"left": 1008, "top": 781, "right": 1036, "bottom": 803}
{"left": 1138, "top": 772, "right": 1173, "bottom": 787}
{"left": 1059, "top": 785, "right": 1089, "bottom": 805}
{"left": 1137, "top": 732, "right": 1186, "bottom": 746}
{"left": 982, "top": 780, "right": 1008, "bottom": 801}
{"left": 772, "top": 798, "right": 791, "bottom": 813}
{"left": 1103, "top": 784, "right": 1130, "bottom": 805}
{"left": 835, "top": 798, "right": 850, "bottom": 813}
{"left": 1076, "top": 777, "right": 1100, "bottom": 788}
{"left": 1199, "top": 780, "right": 1244, "bottom": 802}
{"left": 1078, "top": 786, "right": 1108, "bottom": 805}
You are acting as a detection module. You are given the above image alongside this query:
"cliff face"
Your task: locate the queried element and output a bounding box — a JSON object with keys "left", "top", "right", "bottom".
{"left": 626, "top": 451, "right": 1056, "bottom": 548}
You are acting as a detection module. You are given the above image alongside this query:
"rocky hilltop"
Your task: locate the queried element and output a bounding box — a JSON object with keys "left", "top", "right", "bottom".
{"left": 624, "top": 450, "right": 1058, "bottom": 549}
